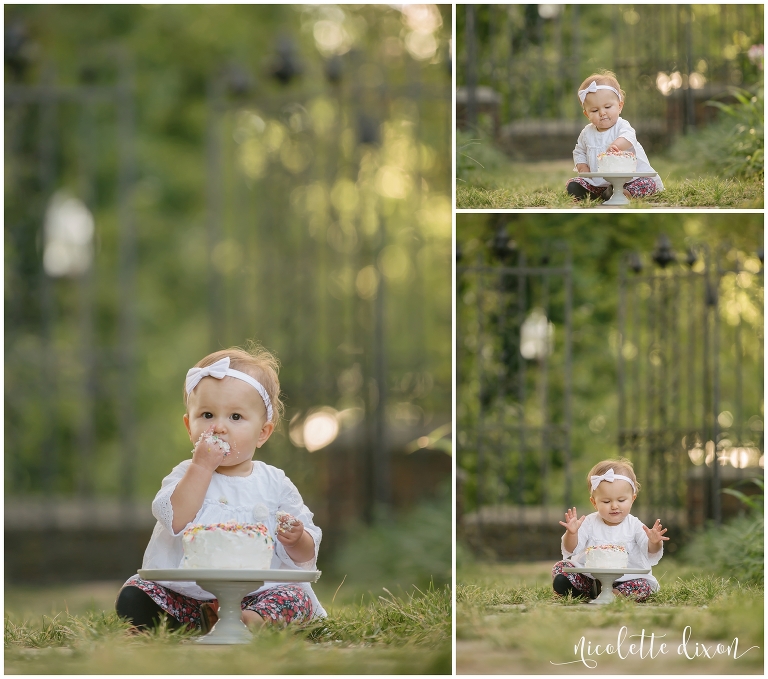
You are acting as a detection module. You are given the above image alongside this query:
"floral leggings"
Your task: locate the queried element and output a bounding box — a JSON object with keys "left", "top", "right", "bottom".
{"left": 566, "top": 176, "right": 658, "bottom": 199}
{"left": 552, "top": 560, "right": 654, "bottom": 601}
{"left": 121, "top": 574, "right": 313, "bottom": 630}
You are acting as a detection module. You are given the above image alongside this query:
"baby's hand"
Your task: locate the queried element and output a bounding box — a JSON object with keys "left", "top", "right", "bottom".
{"left": 607, "top": 144, "right": 622, "bottom": 153}
{"left": 275, "top": 513, "right": 304, "bottom": 547}
{"left": 642, "top": 519, "right": 670, "bottom": 544}
{"left": 191, "top": 426, "right": 229, "bottom": 471}
{"left": 559, "top": 507, "right": 585, "bottom": 535}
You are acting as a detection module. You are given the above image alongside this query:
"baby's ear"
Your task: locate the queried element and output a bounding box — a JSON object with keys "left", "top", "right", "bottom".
{"left": 256, "top": 421, "right": 275, "bottom": 448}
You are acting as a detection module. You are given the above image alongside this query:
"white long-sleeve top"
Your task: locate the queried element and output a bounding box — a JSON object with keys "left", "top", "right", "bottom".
{"left": 572, "top": 116, "right": 663, "bottom": 190}
{"left": 141, "top": 458, "right": 326, "bottom": 618}
{"left": 560, "top": 512, "right": 664, "bottom": 591}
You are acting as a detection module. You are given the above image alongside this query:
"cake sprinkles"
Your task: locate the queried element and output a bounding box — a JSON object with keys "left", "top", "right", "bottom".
{"left": 596, "top": 150, "right": 637, "bottom": 174}
{"left": 181, "top": 521, "right": 275, "bottom": 569}
{"left": 585, "top": 543, "right": 629, "bottom": 569}
{"left": 183, "top": 522, "right": 270, "bottom": 540}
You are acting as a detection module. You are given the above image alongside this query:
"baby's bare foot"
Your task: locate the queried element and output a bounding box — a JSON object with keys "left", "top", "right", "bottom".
{"left": 241, "top": 609, "right": 265, "bottom": 627}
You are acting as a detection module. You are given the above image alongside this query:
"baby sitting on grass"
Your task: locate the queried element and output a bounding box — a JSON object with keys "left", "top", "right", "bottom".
{"left": 552, "top": 458, "right": 669, "bottom": 601}
{"left": 566, "top": 70, "right": 663, "bottom": 202}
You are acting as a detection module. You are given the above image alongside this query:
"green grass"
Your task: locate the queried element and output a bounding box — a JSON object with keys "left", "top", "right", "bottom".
{"left": 456, "top": 157, "right": 764, "bottom": 209}
{"left": 4, "top": 582, "right": 451, "bottom": 674}
{"left": 456, "top": 558, "right": 763, "bottom": 674}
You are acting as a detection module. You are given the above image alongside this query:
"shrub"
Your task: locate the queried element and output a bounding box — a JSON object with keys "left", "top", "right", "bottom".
{"left": 326, "top": 483, "right": 451, "bottom": 595}
{"left": 456, "top": 129, "right": 511, "bottom": 182}
{"left": 707, "top": 87, "right": 764, "bottom": 177}
{"left": 679, "top": 478, "right": 764, "bottom": 585}
{"left": 667, "top": 87, "right": 764, "bottom": 178}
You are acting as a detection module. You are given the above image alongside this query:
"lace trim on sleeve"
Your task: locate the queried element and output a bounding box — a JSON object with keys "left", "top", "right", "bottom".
{"left": 275, "top": 476, "right": 321, "bottom": 569}
{"left": 154, "top": 492, "right": 174, "bottom": 531}
{"left": 275, "top": 528, "right": 320, "bottom": 570}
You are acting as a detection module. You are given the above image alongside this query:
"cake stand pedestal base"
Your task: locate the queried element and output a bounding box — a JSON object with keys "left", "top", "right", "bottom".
{"left": 577, "top": 172, "right": 657, "bottom": 208}
{"left": 600, "top": 177, "right": 633, "bottom": 206}
{"left": 562, "top": 567, "right": 651, "bottom": 605}
{"left": 137, "top": 568, "right": 321, "bottom": 645}
{"left": 195, "top": 580, "right": 260, "bottom": 644}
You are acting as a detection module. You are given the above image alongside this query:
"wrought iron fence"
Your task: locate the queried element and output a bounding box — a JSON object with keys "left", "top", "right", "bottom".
{"left": 458, "top": 4, "right": 764, "bottom": 134}
{"left": 4, "top": 48, "right": 139, "bottom": 501}
{"left": 4, "top": 12, "right": 452, "bottom": 517}
{"left": 618, "top": 236, "right": 764, "bottom": 526}
{"left": 457, "top": 226, "right": 573, "bottom": 514}
{"left": 202, "top": 44, "right": 452, "bottom": 518}
{"left": 458, "top": 226, "right": 763, "bottom": 556}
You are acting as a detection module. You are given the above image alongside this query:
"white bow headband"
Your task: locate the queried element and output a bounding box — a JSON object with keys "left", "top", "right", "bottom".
{"left": 590, "top": 468, "right": 636, "bottom": 493}
{"left": 186, "top": 356, "right": 273, "bottom": 422}
{"left": 578, "top": 80, "right": 622, "bottom": 105}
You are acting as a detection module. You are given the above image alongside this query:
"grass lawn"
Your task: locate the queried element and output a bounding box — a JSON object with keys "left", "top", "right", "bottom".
{"left": 4, "top": 579, "right": 451, "bottom": 674}
{"left": 456, "top": 158, "right": 764, "bottom": 209}
{"left": 456, "top": 558, "right": 763, "bottom": 675}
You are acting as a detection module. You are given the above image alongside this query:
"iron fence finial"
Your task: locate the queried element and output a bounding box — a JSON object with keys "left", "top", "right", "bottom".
{"left": 652, "top": 234, "right": 676, "bottom": 268}
{"left": 325, "top": 54, "right": 343, "bottom": 84}
{"left": 628, "top": 252, "right": 643, "bottom": 273}
{"left": 5, "top": 21, "right": 30, "bottom": 81}
{"left": 270, "top": 36, "right": 302, "bottom": 85}
{"left": 491, "top": 225, "right": 516, "bottom": 262}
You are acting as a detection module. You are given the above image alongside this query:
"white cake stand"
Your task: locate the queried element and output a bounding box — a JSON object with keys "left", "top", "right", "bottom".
{"left": 562, "top": 567, "right": 650, "bottom": 605}
{"left": 138, "top": 568, "right": 321, "bottom": 644}
{"left": 578, "top": 172, "right": 657, "bottom": 206}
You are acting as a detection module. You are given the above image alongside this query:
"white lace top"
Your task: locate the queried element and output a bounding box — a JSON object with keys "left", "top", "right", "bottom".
{"left": 560, "top": 512, "right": 664, "bottom": 591}
{"left": 572, "top": 116, "right": 663, "bottom": 190}
{"left": 141, "top": 459, "right": 326, "bottom": 618}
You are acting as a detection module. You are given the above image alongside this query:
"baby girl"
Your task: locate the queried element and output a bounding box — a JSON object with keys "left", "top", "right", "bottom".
{"left": 116, "top": 344, "right": 325, "bottom": 632}
{"left": 566, "top": 70, "right": 663, "bottom": 202}
{"left": 552, "top": 458, "right": 669, "bottom": 601}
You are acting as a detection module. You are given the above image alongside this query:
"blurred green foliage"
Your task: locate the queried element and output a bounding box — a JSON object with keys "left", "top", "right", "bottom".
{"left": 4, "top": 5, "right": 452, "bottom": 508}
{"left": 669, "top": 87, "right": 764, "bottom": 178}
{"left": 456, "top": 128, "right": 516, "bottom": 183}
{"left": 457, "top": 4, "right": 764, "bottom": 123}
{"left": 680, "top": 513, "right": 764, "bottom": 585}
{"left": 680, "top": 478, "right": 764, "bottom": 584}
{"left": 457, "top": 214, "right": 764, "bottom": 512}
{"left": 325, "top": 481, "right": 451, "bottom": 597}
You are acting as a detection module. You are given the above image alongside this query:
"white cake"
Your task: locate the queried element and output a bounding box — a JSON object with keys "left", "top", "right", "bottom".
{"left": 181, "top": 521, "right": 274, "bottom": 569}
{"left": 597, "top": 150, "right": 637, "bottom": 174}
{"left": 585, "top": 544, "right": 628, "bottom": 570}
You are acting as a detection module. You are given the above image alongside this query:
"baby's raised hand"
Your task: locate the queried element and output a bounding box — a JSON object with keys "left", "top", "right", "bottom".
{"left": 191, "top": 426, "right": 229, "bottom": 471}
{"left": 559, "top": 507, "right": 585, "bottom": 535}
{"left": 275, "top": 512, "right": 304, "bottom": 547}
{"left": 642, "top": 519, "right": 670, "bottom": 544}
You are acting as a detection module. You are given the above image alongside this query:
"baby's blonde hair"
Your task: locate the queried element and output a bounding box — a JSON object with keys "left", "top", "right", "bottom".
{"left": 587, "top": 457, "right": 641, "bottom": 496}
{"left": 183, "top": 341, "right": 285, "bottom": 424}
{"left": 578, "top": 70, "right": 626, "bottom": 108}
